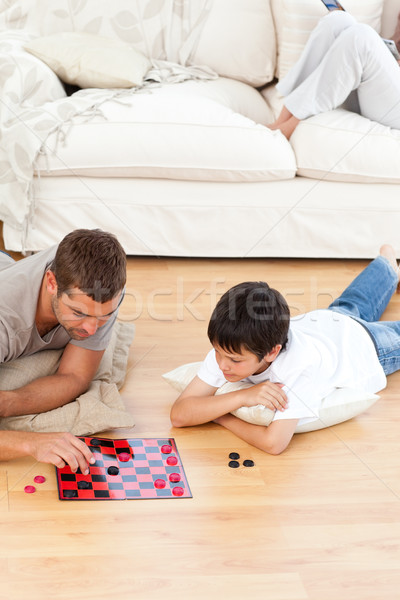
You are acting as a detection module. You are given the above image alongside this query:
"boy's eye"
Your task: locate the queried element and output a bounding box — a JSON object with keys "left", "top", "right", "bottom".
{"left": 230, "top": 358, "right": 241, "bottom": 363}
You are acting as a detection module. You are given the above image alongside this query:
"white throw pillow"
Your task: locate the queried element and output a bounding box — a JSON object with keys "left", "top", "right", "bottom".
{"left": 163, "top": 361, "right": 379, "bottom": 433}
{"left": 24, "top": 32, "right": 151, "bottom": 89}
{"left": 276, "top": 0, "right": 384, "bottom": 79}
{"left": 291, "top": 109, "right": 400, "bottom": 184}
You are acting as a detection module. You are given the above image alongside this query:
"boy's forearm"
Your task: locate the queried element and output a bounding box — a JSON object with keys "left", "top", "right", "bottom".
{"left": 214, "top": 414, "right": 297, "bottom": 455}
{"left": 171, "top": 389, "right": 248, "bottom": 427}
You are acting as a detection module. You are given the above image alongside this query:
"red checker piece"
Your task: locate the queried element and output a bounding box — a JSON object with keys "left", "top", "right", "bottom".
{"left": 161, "top": 444, "right": 172, "bottom": 454}
{"left": 172, "top": 486, "right": 184, "bottom": 497}
{"left": 118, "top": 452, "right": 131, "bottom": 462}
{"left": 24, "top": 486, "right": 36, "bottom": 494}
{"left": 34, "top": 476, "right": 46, "bottom": 484}
{"left": 166, "top": 456, "right": 178, "bottom": 466}
{"left": 169, "top": 473, "right": 181, "bottom": 483}
{"left": 154, "top": 479, "right": 166, "bottom": 489}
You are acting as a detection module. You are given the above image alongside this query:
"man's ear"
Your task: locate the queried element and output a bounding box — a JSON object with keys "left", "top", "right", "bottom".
{"left": 264, "top": 344, "right": 282, "bottom": 363}
{"left": 45, "top": 270, "right": 58, "bottom": 295}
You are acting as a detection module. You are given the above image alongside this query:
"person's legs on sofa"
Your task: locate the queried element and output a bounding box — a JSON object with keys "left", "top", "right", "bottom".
{"left": 269, "top": 11, "right": 355, "bottom": 138}
{"left": 269, "top": 11, "right": 400, "bottom": 138}
{"left": 277, "top": 11, "right": 356, "bottom": 98}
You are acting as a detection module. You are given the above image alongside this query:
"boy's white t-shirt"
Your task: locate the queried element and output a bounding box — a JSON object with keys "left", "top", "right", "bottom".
{"left": 197, "top": 309, "right": 386, "bottom": 426}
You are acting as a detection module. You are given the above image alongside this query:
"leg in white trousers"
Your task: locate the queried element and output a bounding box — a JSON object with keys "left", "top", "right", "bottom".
{"left": 276, "top": 11, "right": 400, "bottom": 129}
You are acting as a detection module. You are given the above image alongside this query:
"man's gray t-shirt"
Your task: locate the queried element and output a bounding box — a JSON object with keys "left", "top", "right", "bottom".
{"left": 0, "top": 246, "right": 117, "bottom": 363}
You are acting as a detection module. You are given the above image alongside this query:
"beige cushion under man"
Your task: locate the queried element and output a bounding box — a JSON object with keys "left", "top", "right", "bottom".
{"left": 0, "top": 322, "right": 135, "bottom": 435}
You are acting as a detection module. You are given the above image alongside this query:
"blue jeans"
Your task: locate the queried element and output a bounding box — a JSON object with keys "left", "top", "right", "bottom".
{"left": 328, "top": 256, "right": 400, "bottom": 375}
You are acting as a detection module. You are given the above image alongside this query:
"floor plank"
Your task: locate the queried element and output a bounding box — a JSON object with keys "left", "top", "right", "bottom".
{"left": 1, "top": 245, "right": 400, "bottom": 599}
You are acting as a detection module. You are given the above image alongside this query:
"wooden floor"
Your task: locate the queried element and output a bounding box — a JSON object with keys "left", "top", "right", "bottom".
{"left": 2, "top": 249, "right": 400, "bottom": 600}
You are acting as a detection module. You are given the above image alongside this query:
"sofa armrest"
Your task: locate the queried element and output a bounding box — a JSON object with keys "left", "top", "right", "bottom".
{"left": 0, "top": 35, "right": 66, "bottom": 112}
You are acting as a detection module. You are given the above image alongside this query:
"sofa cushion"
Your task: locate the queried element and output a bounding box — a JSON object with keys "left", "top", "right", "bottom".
{"left": 380, "top": 0, "right": 400, "bottom": 38}
{"left": 35, "top": 78, "right": 297, "bottom": 183}
{"left": 181, "top": 0, "right": 276, "bottom": 87}
{"left": 0, "top": 0, "right": 276, "bottom": 87}
{"left": 291, "top": 109, "right": 400, "bottom": 183}
{"left": 274, "top": 0, "right": 385, "bottom": 79}
{"left": 24, "top": 32, "right": 151, "bottom": 89}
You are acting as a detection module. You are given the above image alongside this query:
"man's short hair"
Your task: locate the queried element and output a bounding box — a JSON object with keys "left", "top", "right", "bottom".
{"left": 208, "top": 281, "right": 290, "bottom": 360}
{"left": 49, "top": 229, "right": 126, "bottom": 302}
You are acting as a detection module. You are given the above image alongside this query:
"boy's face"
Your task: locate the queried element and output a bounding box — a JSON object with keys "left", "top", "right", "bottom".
{"left": 214, "top": 345, "right": 269, "bottom": 382}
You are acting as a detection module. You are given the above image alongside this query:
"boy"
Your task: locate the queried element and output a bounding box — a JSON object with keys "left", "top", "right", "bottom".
{"left": 171, "top": 245, "right": 400, "bottom": 454}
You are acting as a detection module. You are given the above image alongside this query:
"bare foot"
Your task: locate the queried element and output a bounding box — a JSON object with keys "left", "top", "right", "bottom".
{"left": 380, "top": 244, "right": 400, "bottom": 289}
{"left": 268, "top": 116, "right": 300, "bottom": 140}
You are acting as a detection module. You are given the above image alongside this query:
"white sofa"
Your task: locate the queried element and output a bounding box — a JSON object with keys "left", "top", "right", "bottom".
{"left": 1, "top": 0, "right": 400, "bottom": 258}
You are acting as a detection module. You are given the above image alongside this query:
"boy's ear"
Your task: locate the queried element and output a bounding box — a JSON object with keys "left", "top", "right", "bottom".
{"left": 264, "top": 344, "right": 282, "bottom": 362}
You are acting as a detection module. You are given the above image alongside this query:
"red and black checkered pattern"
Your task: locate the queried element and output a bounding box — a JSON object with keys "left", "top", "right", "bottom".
{"left": 56, "top": 437, "right": 192, "bottom": 500}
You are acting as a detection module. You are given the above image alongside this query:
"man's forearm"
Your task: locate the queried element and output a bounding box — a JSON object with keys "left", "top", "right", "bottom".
{"left": 0, "top": 430, "right": 34, "bottom": 461}
{"left": 0, "top": 373, "right": 90, "bottom": 417}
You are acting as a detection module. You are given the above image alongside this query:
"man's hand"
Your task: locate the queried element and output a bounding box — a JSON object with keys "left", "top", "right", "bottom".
{"left": 239, "top": 381, "right": 288, "bottom": 412}
{"left": 26, "top": 432, "right": 96, "bottom": 473}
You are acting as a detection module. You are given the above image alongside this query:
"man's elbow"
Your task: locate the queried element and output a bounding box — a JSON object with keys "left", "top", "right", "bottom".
{"left": 71, "top": 375, "right": 91, "bottom": 398}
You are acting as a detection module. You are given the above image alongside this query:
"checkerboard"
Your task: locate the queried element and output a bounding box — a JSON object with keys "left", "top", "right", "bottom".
{"left": 56, "top": 437, "right": 192, "bottom": 500}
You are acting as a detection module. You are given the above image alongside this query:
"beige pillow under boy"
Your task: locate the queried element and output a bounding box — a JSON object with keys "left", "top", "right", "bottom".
{"left": 24, "top": 32, "right": 151, "bottom": 89}
{"left": 0, "top": 322, "right": 135, "bottom": 435}
{"left": 163, "top": 362, "right": 379, "bottom": 434}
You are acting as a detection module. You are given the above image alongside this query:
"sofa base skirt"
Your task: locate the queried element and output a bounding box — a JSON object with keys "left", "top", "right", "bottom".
{"left": 3, "top": 175, "right": 400, "bottom": 258}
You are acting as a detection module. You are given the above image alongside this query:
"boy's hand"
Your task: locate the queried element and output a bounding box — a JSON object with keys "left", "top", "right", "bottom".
{"left": 26, "top": 432, "right": 96, "bottom": 474}
{"left": 240, "top": 381, "right": 288, "bottom": 412}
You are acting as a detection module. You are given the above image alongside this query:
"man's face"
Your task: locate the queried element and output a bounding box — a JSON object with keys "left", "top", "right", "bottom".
{"left": 51, "top": 288, "right": 123, "bottom": 340}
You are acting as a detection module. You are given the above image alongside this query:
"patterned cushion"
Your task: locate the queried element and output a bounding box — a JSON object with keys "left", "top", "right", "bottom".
{"left": 0, "top": 0, "right": 277, "bottom": 87}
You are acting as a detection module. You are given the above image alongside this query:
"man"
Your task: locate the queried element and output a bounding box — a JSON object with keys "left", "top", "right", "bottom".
{"left": 0, "top": 229, "right": 126, "bottom": 473}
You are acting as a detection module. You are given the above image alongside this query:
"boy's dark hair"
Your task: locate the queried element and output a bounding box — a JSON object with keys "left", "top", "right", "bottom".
{"left": 208, "top": 281, "right": 290, "bottom": 360}
{"left": 49, "top": 229, "right": 126, "bottom": 302}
